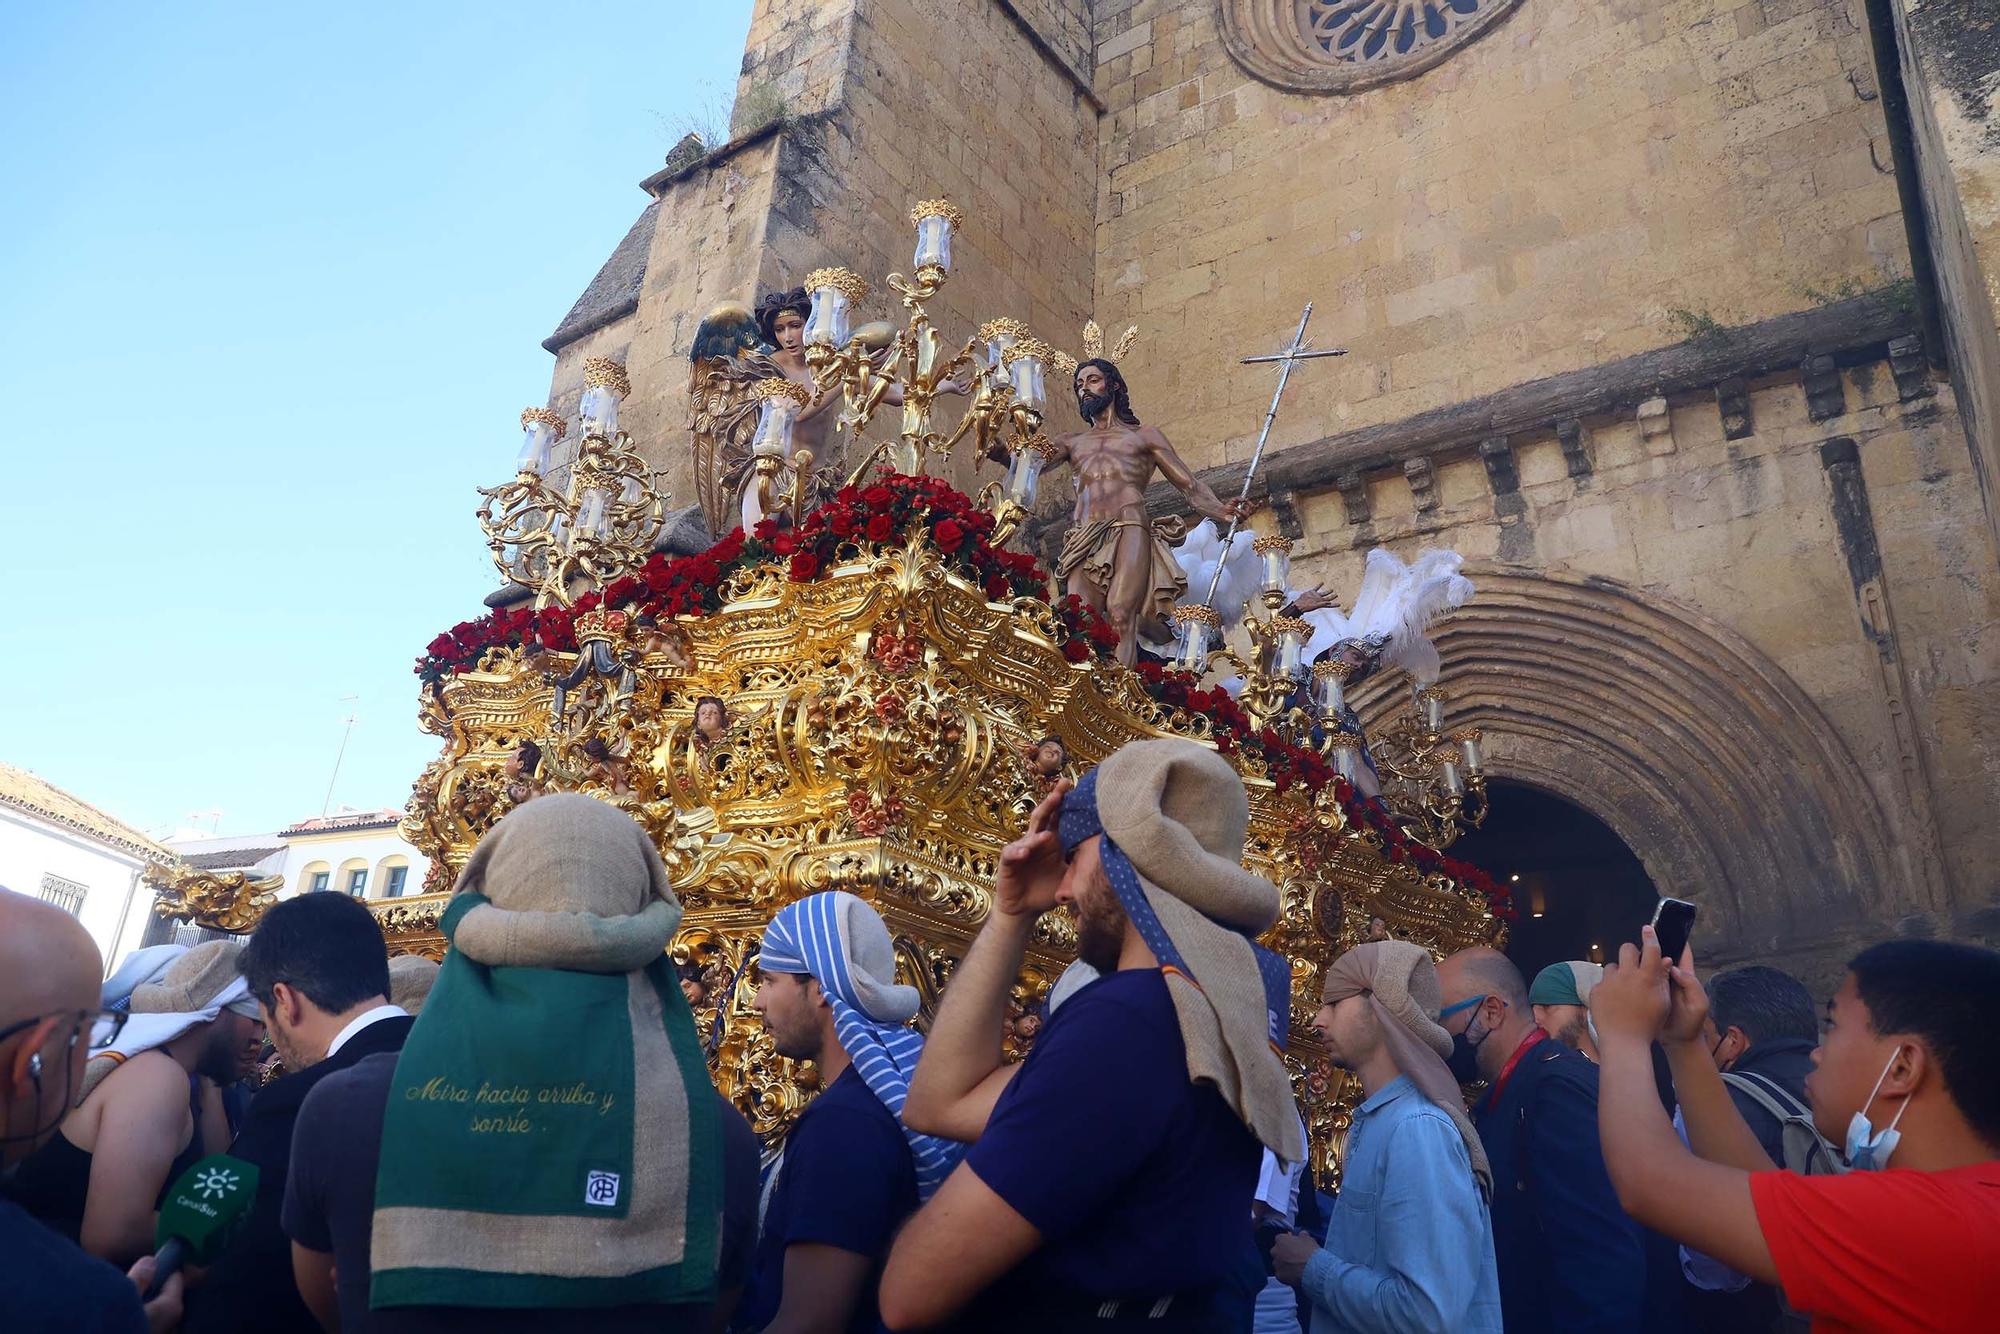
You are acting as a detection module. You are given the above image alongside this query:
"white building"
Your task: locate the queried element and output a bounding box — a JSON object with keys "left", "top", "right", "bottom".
{"left": 166, "top": 807, "right": 430, "bottom": 904}
{"left": 0, "top": 762, "right": 173, "bottom": 974}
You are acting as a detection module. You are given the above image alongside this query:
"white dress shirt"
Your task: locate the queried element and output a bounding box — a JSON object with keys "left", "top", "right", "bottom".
{"left": 325, "top": 1003, "right": 407, "bottom": 1059}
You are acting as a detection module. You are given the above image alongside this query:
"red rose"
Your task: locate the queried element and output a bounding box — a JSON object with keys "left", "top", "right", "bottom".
{"left": 753, "top": 518, "right": 779, "bottom": 541}
{"left": 1062, "top": 639, "right": 1090, "bottom": 663}
{"left": 830, "top": 510, "right": 858, "bottom": 539}
{"left": 861, "top": 485, "right": 894, "bottom": 509}
{"left": 933, "top": 519, "right": 966, "bottom": 552}
{"left": 985, "top": 573, "right": 1011, "bottom": 600}
{"left": 790, "top": 552, "right": 821, "bottom": 580}
{"left": 865, "top": 513, "right": 895, "bottom": 542}
{"left": 772, "top": 531, "right": 796, "bottom": 556}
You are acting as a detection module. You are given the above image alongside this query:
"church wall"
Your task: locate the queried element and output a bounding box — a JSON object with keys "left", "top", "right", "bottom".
{"left": 1873, "top": 0, "right": 2000, "bottom": 562}
{"left": 1090, "top": 0, "right": 1910, "bottom": 473}
{"left": 542, "top": 0, "right": 1098, "bottom": 507}
{"left": 1280, "top": 358, "right": 2000, "bottom": 967}
{"left": 546, "top": 134, "right": 786, "bottom": 510}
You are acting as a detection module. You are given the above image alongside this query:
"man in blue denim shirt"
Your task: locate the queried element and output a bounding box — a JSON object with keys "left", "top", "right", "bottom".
{"left": 1272, "top": 941, "right": 1502, "bottom": 1333}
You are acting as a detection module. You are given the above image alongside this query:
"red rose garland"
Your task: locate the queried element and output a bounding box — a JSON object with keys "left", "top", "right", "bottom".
{"left": 415, "top": 472, "right": 1511, "bottom": 919}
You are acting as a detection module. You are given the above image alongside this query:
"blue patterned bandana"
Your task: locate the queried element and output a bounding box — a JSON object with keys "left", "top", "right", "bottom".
{"left": 759, "top": 893, "right": 964, "bottom": 1198}
{"left": 1058, "top": 768, "right": 1292, "bottom": 1050}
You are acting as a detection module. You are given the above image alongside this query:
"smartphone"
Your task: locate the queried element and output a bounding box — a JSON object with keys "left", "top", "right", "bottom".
{"left": 1651, "top": 897, "right": 1698, "bottom": 963}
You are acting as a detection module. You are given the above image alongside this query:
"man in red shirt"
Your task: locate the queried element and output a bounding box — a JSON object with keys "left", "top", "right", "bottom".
{"left": 1592, "top": 929, "right": 2000, "bottom": 1333}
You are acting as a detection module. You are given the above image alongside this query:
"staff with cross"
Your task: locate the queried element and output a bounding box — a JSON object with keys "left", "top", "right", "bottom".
{"left": 1201, "top": 302, "right": 1346, "bottom": 605}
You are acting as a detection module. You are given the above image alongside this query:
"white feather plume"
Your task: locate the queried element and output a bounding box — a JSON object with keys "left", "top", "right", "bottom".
{"left": 1171, "top": 520, "right": 1261, "bottom": 627}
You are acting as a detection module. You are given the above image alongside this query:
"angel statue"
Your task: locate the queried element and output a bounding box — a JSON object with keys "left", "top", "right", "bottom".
{"left": 689, "top": 288, "right": 837, "bottom": 534}
{"left": 689, "top": 287, "right": 960, "bottom": 535}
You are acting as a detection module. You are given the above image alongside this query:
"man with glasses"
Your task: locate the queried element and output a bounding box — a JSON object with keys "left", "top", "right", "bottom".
{"left": 0, "top": 888, "right": 186, "bottom": 1332}
{"left": 8, "top": 939, "right": 262, "bottom": 1268}
{"left": 1436, "top": 946, "right": 1646, "bottom": 1334}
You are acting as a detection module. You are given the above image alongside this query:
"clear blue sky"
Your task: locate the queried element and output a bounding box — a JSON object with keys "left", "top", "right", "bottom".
{"left": 0, "top": 1, "right": 753, "bottom": 839}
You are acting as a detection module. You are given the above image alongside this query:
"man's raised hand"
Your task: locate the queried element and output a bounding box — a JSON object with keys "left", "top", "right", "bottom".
{"left": 1661, "top": 939, "right": 1708, "bottom": 1047}
{"left": 995, "top": 779, "right": 1070, "bottom": 922}
{"left": 1588, "top": 924, "right": 1674, "bottom": 1048}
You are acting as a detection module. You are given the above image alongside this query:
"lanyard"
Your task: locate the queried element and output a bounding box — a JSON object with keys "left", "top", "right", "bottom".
{"left": 1485, "top": 1027, "right": 1548, "bottom": 1108}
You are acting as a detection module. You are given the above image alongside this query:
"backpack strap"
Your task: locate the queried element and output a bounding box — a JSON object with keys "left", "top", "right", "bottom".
{"left": 1722, "top": 1069, "right": 1811, "bottom": 1122}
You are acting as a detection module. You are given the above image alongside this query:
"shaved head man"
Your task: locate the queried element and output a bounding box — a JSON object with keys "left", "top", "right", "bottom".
{"left": 0, "top": 890, "right": 183, "bottom": 1332}
{"left": 1436, "top": 946, "right": 1646, "bottom": 1333}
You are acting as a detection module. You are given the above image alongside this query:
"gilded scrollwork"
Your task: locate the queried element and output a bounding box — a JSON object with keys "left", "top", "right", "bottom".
{"left": 144, "top": 864, "right": 283, "bottom": 935}
{"left": 307, "top": 534, "right": 1502, "bottom": 1162}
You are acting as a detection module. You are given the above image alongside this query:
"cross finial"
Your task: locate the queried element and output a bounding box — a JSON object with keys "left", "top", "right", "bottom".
{"left": 1198, "top": 304, "right": 1346, "bottom": 604}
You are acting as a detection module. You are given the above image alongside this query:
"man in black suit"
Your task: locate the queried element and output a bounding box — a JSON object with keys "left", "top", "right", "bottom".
{"left": 182, "top": 891, "right": 414, "bottom": 1334}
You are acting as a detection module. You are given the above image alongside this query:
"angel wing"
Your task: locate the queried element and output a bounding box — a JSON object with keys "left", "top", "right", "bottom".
{"left": 1170, "top": 520, "right": 1262, "bottom": 627}
{"left": 1347, "top": 547, "right": 1475, "bottom": 684}
{"left": 689, "top": 302, "right": 782, "bottom": 531}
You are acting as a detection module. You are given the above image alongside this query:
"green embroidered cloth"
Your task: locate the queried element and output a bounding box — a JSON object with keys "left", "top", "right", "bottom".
{"left": 370, "top": 893, "right": 720, "bottom": 1309}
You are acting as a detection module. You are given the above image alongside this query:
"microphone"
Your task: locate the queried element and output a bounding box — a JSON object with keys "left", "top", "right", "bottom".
{"left": 142, "top": 1153, "right": 260, "bottom": 1300}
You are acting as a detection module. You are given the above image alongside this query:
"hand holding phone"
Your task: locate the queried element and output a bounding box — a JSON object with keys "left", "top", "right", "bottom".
{"left": 1650, "top": 896, "right": 1698, "bottom": 964}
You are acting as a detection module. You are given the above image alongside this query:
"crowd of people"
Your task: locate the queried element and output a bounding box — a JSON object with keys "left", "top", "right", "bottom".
{"left": 3, "top": 736, "right": 1997, "bottom": 1333}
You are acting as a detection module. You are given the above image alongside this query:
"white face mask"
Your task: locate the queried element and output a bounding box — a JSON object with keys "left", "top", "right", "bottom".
{"left": 1843, "top": 1047, "right": 1911, "bottom": 1171}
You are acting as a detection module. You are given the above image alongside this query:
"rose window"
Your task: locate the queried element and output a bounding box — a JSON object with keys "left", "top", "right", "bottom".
{"left": 1219, "top": 0, "right": 1525, "bottom": 93}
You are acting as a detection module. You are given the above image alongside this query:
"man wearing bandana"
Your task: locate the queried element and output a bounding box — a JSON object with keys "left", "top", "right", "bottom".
{"left": 885, "top": 738, "right": 1304, "bottom": 1331}
{"left": 740, "top": 891, "right": 962, "bottom": 1334}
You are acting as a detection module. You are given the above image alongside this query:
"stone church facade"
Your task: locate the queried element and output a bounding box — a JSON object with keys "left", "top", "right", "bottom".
{"left": 539, "top": 0, "right": 2000, "bottom": 980}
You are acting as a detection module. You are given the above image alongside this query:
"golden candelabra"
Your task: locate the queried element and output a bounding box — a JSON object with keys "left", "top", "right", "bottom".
{"left": 1370, "top": 689, "right": 1489, "bottom": 849}
{"left": 477, "top": 358, "right": 669, "bottom": 608}
{"left": 1167, "top": 533, "right": 1490, "bottom": 847}
{"left": 762, "top": 201, "right": 1057, "bottom": 535}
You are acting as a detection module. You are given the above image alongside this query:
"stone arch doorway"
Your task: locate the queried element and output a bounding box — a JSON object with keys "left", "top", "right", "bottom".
{"left": 1354, "top": 564, "right": 1905, "bottom": 965}
{"left": 1447, "top": 779, "right": 1659, "bottom": 980}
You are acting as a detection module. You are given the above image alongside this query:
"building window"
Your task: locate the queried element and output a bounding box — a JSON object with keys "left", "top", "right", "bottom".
{"left": 346, "top": 868, "right": 368, "bottom": 896}
{"left": 40, "top": 874, "right": 87, "bottom": 917}
{"left": 384, "top": 865, "right": 408, "bottom": 897}
{"left": 309, "top": 871, "right": 330, "bottom": 893}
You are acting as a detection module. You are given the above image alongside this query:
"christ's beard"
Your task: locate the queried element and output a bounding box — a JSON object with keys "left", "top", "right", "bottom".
{"left": 1078, "top": 391, "right": 1115, "bottom": 423}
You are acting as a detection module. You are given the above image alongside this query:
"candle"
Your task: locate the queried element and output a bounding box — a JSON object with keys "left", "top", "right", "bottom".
{"left": 1005, "top": 338, "right": 1051, "bottom": 413}
{"left": 911, "top": 199, "right": 961, "bottom": 276}
{"left": 1329, "top": 734, "right": 1359, "bottom": 783}
{"left": 1253, "top": 535, "right": 1293, "bottom": 597}
{"left": 1172, "top": 604, "right": 1220, "bottom": 673}
{"left": 578, "top": 358, "right": 630, "bottom": 438}
{"left": 803, "top": 267, "right": 868, "bottom": 349}
{"left": 1312, "top": 659, "right": 1352, "bottom": 719}
{"left": 1271, "top": 615, "right": 1311, "bottom": 680}
{"left": 1005, "top": 440, "right": 1048, "bottom": 505}
{"left": 1417, "top": 686, "right": 1445, "bottom": 733}
{"left": 750, "top": 378, "right": 811, "bottom": 458}
{"left": 516, "top": 407, "right": 564, "bottom": 475}
{"left": 978, "top": 318, "right": 1025, "bottom": 375}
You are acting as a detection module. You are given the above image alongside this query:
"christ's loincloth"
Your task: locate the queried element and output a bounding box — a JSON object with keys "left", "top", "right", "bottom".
{"left": 1055, "top": 514, "right": 1188, "bottom": 641}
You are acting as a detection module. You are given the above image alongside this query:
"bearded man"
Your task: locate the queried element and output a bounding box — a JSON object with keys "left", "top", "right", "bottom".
{"left": 887, "top": 738, "right": 1304, "bottom": 1330}
{"left": 1043, "top": 359, "right": 1248, "bottom": 664}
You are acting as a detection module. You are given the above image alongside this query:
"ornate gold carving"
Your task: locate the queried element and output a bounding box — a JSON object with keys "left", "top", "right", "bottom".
{"left": 377, "top": 534, "right": 1501, "bottom": 1170}
{"left": 803, "top": 267, "right": 870, "bottom": 302}
{"left": 909, "top": 198, "right": 964, "bottom": 227}
{"left": 518, "top": 406, "right": 566, "bottom": 439}
{"left": 581, "top": 356, "right": 631, "bottom": 397}
{"left": 144, "top": 864, "right": 282, "bottom": 935}
{"left": 753, "top": 377, "right": 812, "bottom": 406}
